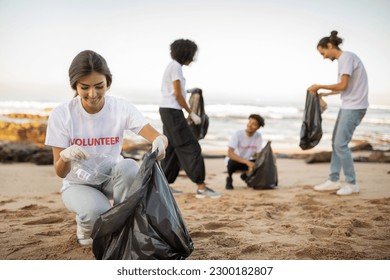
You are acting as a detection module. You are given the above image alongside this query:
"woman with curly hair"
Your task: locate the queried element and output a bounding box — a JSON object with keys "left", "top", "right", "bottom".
{"left": 159, "top": 39, "right": 221, "bottom": 199}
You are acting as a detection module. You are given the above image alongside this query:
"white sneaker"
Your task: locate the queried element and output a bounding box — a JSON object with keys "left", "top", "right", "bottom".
{"left": 170, "top": 187, "right": 183, "bottom": 196}
{"left": 336, "top": 184, "right": 359, "bottom": 195}
{"left": 195, "top": 187, "right": 221, "bottom": 199}
{"left": 77, "top": 224, "right": 93, "bottom": 245}
{"left": 313, "top": 180, "right": 341, "bottom": 191}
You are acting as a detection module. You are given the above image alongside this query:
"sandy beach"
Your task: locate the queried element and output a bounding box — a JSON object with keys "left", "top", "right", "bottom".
{"left": 1, "top": 148, "right": 389, "bottom": 260}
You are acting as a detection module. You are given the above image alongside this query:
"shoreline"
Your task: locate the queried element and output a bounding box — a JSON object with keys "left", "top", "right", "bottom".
{"left": 1, "top": 105, "right": 390, "bottom": 152}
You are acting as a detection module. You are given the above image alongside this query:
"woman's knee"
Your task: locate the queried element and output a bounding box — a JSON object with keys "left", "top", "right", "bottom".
{"left": 113, "top": 159, "right": 139, "bottom": 182}
{"left": 62, "top": 190, "right": 111, "bottom": 230}
{"left": 62, "top": 185, "right": 111, "bottom": 229}
{"left": 77, "top": 205, "right": 109, "bottom": 228}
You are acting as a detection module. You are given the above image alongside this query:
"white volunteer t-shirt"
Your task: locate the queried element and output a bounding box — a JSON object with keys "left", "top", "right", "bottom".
{"left": 160, "top": 60, "right": 187, "bottom": 109}
{"left": 228, "top": 130, "right": 263, "bottom": 160}
{"left": 338, "top": 51, "right": 369, "bottom": 109}
{"left": 45, "top": 95, "right": 149, "bottom": 190}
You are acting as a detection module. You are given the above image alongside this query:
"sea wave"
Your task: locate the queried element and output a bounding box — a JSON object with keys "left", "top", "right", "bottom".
{"left": 1, "top": 100, "right": 389, "bottom": 151}
{"left": 0, "top": 101, "right": 59, "bottom": 115}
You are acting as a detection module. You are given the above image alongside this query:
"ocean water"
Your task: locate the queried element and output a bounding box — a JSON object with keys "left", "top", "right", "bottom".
{"left": 1, "top": 99, "right": 389, "bottom": 152}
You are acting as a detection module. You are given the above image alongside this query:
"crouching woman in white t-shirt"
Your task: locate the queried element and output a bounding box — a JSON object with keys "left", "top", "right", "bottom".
{"left": 45, "top": 50, "right": 168, "bottom": 245}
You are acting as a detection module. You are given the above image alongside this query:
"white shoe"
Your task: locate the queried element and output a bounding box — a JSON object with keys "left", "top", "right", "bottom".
{"left": 313, "top": 180, "right": 341, "bottom": 191}
{"left": 336, "top": 184, "right": 359, "bottom": 195}
{"left": 170, "top": 187, "right": 183, "bottom": 196}
{"left": 77, "top": 224, "right": 93, "bottom": 245}
{"left": 195, "top": 187, "right": 221, "bottom": 199}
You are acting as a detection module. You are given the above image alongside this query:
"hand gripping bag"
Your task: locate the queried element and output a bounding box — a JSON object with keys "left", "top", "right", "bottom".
{"left": 91, "top": 150, "right": 194, "bottom": 260}
{"left": 186, "top": 88, "right": 209, "bottom": 140}
{"left": 299, "top": 91, "right": 323, "bottom": 150}
{"left": 245, "top": 141, "right": 278, "bottom": 190}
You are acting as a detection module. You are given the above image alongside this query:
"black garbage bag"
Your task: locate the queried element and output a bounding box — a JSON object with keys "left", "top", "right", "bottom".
{"left": 299, "top": 91, "right": 323, "bottom": 150}
{"left": 187, "top": 88, "right": 209, "bottom": 140}
{"left": 245, "top": 141, "right": 278, "bottom": 189}
{"left": 91, "top": 150, "right": 194, "bottom": 260}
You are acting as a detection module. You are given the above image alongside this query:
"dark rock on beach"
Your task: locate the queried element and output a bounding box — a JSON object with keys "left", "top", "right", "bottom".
{"left": 354, "top": 150, "right": 390, "bottom": 163}
{"left": 276, "top": 141, "right": 388, "bottom": 164}
{"left": 305, "top": 151, "right": 332, "bottom": 163}
{"left": 350, "top": 142, "right": 373, "bottom": 152}
{"left": 0, "top": 141, "right": 53, "bottom": 165}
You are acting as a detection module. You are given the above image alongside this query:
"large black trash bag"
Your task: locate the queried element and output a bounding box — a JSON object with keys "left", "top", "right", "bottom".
{"left": 91, "top": 150, "right": 194, "bottom": 260}
{"left": 187, "top": 88, "right": 209, "bottom": 140}
{"left": 299, "top": 91, "right": 323, "bottom": 150}
{"left": 245, "top": 141, "right": 278, "bottom": 190}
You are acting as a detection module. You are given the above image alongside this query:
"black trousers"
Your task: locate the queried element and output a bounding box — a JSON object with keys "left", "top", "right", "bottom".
{"left": 159, "top": 108, "right": 205, "bottom": 184}
{"left": 227, "top": 159, "right": 252, "bottom": 177}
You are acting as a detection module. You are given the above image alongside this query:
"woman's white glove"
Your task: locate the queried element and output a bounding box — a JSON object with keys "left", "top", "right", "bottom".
{"left": 190, "top": 112, "right": 201, "bottom": 125}
{"left": 60, "top": 145, "right": 90, "bottom": 162}
{"left": 152, "top": 135, "right": 168, "bottom": 160}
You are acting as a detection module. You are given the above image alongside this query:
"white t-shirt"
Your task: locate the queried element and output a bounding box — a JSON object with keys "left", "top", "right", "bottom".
{"left": 338, "top": 51, "right": 369, "bottom": 109}
{"left": 160, "top": 60, "right": 187, "bottom": 109}
{"left": 227, "top": 130, "right": 263, "bottom": 160}
{"left": 45, "top": 95, "right": 149, "bottom": 190}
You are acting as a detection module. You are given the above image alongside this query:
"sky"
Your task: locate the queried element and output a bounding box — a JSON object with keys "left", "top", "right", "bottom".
{"left": 0, "top": 0, "right": 389, "bottom": 105}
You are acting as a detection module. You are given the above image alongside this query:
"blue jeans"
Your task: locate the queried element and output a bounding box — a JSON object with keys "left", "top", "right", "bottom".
{"left": 329, "top": 108, "right": 366, "bottom": 184}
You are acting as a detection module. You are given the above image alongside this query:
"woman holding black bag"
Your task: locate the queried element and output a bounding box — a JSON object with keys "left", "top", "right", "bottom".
{"left": 159, "top": 39, "right": 220, "bottom": 199}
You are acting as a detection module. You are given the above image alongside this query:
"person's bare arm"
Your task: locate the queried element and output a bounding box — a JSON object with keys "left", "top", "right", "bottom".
{"left": 308, "top": 74, "right": 350, "bottom": 95}
{"left": 138, "top": 124, "right": 164, "bottom": 143}
{"left": 52, "top": 146, "right": 71, "bottom": 178}
{"left": 227, "top": 147, "right": 255, "bottom": 170}
{"left": 138, "top": 124, "right": 168, "bottom": 160}
{"left": 173, "top": 80, "right": 192, "bottom": 114}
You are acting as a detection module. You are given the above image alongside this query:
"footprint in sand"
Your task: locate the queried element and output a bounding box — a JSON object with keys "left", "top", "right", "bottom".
{"left": 35, "top": 230, "right": 62, "bottom": 236}
{"left": 23, "top": 216, "right": 64, "bottom": 225}
{"left": 333, "top": 222, "right": 354, "bottom": 237}
{"left": 369, "top": 198, "right": 390, "bottom": 205}
{"left": 373, "top": 216, "right": 385, "bottom": 221}
{"left": 309, "top": 226, "right": 333, "bottom": 238}
{"left": 20, "top": 204, "right": 48, "bottom": 210}
{"left": 190, "top": 230, "right": 226, "bottom": 238}
{"left": 0, "top": 199, "right": 15, "bottom": 206}
{"left": 203, "top": 221, "right": 229, "bottom": 230}
{"left": 351, "top": 218, "right": 371, "bottom": 228}
{"left": 241, "top": 244, "right": 261, "bottom": 254}
{"left": 216, "top": 237, "right": 240, "bottom": 248}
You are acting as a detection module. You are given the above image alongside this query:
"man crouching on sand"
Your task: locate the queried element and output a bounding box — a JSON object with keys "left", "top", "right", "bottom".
{"left": 225, "top": 114, "right": 265, "bottom": 190}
